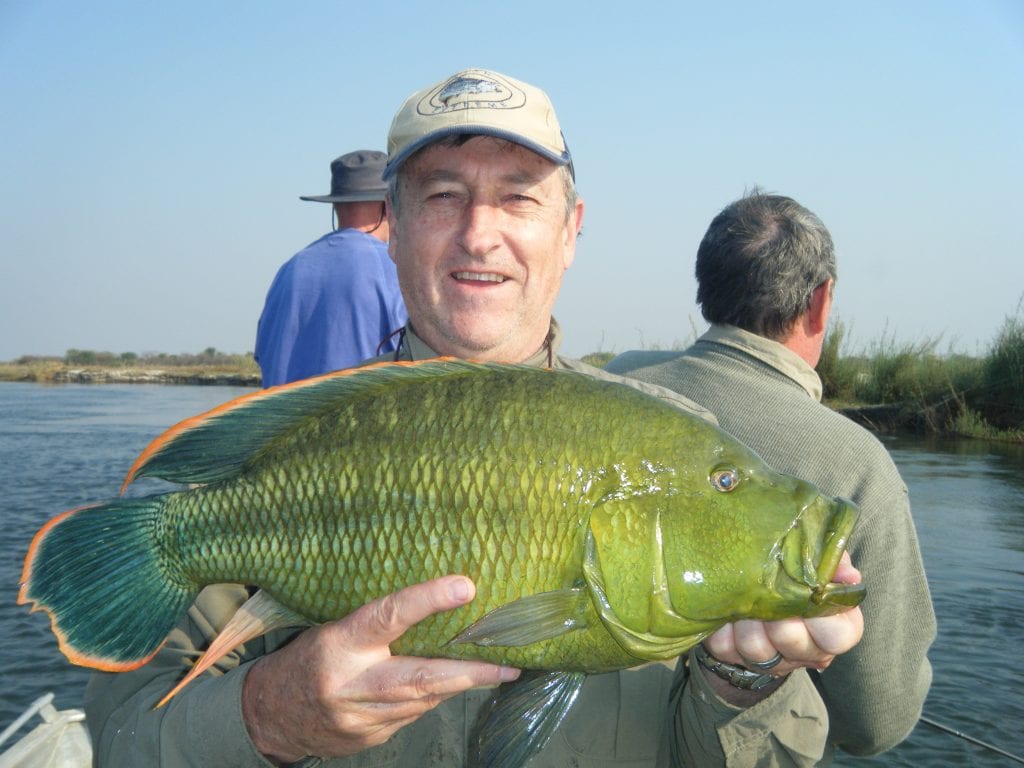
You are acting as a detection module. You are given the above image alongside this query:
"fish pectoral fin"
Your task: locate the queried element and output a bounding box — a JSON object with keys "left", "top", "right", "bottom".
{"left": 156, "top": 589, "right": 310, "bottom": 708}
{"left": 470, "top": 670, "right": 586, "bottom": 768}
{"left": 451, "top": 588, "right": 589, "bottom": 647}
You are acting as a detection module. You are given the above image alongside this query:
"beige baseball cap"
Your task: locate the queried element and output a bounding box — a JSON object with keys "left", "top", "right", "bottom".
{"left": 384, "top": 68, "right": 573, "bottom": 180}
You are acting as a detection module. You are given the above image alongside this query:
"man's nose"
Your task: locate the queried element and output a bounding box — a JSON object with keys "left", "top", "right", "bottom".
{"left": 458, "top": 203, "right": 502, "bottom": 257}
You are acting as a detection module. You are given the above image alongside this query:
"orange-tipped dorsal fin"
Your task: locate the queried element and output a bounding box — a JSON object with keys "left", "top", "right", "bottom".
{"left": 122, "top": 358, "right": 471, "bottom": 493}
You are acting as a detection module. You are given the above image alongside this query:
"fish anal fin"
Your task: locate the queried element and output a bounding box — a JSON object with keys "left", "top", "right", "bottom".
{"left": 470, "top": 670, "right": 586, "bottom": 768}
{"left": 451, "top": 588, "right": 589, "bottom": 647}
{"left": 156, "top": 590, "right": 310, "bottom": 708}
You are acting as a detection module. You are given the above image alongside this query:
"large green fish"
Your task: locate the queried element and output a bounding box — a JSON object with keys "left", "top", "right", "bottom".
{"left": 20, "top": 360, "right": 863, "bottom": 768}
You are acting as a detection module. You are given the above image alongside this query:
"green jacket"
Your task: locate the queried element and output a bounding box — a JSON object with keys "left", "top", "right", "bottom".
{"left": 85, "top": 322, "right": 837, "bottom": 767}
{"left": 607, "top": 325, "right": 936, "bottom": 763}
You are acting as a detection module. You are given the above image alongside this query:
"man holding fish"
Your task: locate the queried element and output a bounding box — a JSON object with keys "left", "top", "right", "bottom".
{"left": 79, "top": 69, "right": 865, "bottom": 766}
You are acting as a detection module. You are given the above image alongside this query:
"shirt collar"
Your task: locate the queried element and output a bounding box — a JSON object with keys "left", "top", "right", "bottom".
{"left": 700, "top": 324, "right": 823, "bottom": 401}
{"left": 402, "top": 318, "right": 563, "bottom": 366}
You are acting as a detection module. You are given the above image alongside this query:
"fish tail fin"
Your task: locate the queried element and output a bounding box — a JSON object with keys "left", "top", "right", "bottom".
{"left": 18, "top": 496, "right": 197, "bottom": 671}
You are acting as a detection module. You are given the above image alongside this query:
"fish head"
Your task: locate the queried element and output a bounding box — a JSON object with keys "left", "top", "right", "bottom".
{"left": 584, "top": 430, "right": 864, "bottom": 660}
{"left": 663, "top": 439, "right": 864, "bottom": 620}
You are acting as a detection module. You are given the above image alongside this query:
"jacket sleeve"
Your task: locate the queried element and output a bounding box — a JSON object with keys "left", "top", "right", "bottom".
{"left": 666, "top": 654, "right": 830, "bottom": 768}
{"left": 814, "top": 469, "right": 935, "bottom": 754}
{"left": 84, "top": 584, "right": 285, "bottom": 768}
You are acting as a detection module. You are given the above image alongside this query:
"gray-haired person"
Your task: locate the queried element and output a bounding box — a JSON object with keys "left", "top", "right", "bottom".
{"left": 608, "top": 190, "right": 935, "bottom": 761}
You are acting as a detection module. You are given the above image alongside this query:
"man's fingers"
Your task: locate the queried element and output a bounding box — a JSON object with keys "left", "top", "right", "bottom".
{"left": 336, "top": 575, "right": 477, "bottom": 648}
{"left": 832, "top": 551, "right": 862, "bottom": 584}
{"left": 805, "top": 606, "right": 864, "bottom": 655}
{"left": 702, "top": 623, "right": 736, "bottom": 660}
{"left": 351, "top": 657, "right": 521, "bottom": 706}
{"left": 726, "top": 620, "right": 778, "bottom": 668}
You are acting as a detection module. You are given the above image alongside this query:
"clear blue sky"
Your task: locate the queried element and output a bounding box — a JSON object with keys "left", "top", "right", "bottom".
{"left": 2, "top": 1, "right": 1022, "bottom": 362}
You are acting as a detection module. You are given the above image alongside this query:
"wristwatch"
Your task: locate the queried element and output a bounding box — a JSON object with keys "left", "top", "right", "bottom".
{"left": 693, "top": 644, "right": 779, "bottom": 691}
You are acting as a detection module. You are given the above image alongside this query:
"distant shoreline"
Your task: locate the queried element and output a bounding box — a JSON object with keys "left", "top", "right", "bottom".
{"left": 0, "top": 363, "right": 260, "bottom": 387}
{"left": 54, "top": 368, "right": 261, "bottom": 387}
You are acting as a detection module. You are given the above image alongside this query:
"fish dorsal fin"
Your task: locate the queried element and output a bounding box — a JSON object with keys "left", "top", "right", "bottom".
{"left": 156, "top": 589, "right": 309, "bottom": 708}
{"left": 470, "top": 670, "right": 586, "bottom": 768}
{"left": 122, "top": 358, "right": 496, "bottom": 491}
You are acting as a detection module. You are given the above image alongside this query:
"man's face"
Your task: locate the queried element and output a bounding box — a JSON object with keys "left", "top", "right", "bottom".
{"left": 387, "top": 136, "right": 584, "bottom": 362}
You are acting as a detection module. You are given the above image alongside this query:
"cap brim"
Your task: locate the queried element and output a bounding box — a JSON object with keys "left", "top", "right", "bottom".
{"left": 299, "top": 192, "right": 387, "bottom": 203}
{"left": 383, "top": 127, "right": 572, "bottom": 180}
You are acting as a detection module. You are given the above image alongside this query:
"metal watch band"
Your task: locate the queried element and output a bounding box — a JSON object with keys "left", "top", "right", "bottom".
{"left": 693, "top": 644, "right": 779, "bottom": 691}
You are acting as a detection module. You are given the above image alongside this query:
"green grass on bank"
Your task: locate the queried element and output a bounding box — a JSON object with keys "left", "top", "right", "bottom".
{"left": 816, "top": 312, "right": 1023, "bottom": 442}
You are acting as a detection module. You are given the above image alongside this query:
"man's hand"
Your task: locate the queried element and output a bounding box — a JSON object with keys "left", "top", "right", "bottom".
{"left": 241, "top": 575, "right": 520, "bottom": 764}
{"left": 700, "top": 552, "right": 864, "bottom": 704}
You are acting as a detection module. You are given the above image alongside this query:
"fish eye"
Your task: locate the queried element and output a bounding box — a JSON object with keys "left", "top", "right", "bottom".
{"left": 710, "top": 468, "right": 739, "bottom": 493}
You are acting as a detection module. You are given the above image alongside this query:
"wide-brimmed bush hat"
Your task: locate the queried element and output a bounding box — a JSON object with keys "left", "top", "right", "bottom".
{"left": 300, "top": 150, "right": 388, "bottom": 203}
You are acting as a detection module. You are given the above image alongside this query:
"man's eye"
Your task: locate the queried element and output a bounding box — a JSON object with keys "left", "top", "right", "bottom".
{"left": 508, "top": 194, "right": 539, "bottom": 205}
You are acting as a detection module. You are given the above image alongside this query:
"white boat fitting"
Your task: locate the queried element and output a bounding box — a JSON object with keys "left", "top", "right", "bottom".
{"left": 0, "top": 693, "right": 91, "bottom": 768}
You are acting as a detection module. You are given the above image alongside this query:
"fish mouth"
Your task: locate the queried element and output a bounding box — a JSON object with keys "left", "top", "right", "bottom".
{"left": 778, "top": 496, "right": 866, "bottom": 616}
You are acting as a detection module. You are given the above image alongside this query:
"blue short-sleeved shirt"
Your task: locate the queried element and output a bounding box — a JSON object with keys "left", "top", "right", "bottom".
{"left": 255, "top": 229, "right": 407, "bottom": 387}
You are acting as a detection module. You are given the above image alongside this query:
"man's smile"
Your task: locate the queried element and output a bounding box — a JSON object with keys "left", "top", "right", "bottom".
{"left": 451, "top": 271, "right": 508, "bottom": 284}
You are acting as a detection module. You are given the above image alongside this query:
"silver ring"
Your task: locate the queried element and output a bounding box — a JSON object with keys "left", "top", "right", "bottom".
{"left": 746, "top": 652, "right": 783, "bottom": 671}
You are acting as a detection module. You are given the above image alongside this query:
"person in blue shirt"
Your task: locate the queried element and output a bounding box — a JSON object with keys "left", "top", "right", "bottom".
{"left": 255, "top": 150, "right": 408, "bottom": 387}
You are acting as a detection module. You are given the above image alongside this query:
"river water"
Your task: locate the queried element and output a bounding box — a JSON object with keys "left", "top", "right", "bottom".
{"left": 1, "top": 382, "right": 1021, "bottom": 765}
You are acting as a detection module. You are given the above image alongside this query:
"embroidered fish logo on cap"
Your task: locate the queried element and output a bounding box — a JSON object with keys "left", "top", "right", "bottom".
{"left": 437, "top": 76, "right": 504, "bottom": 106}
{"left": 421, "top": 72, "right": 526, "bottom": 114}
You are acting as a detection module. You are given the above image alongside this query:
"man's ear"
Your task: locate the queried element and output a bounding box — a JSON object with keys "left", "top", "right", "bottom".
{"left": 385, "top": 196, "right": 399, "bottom": 264}
{"left": 562, "top": 198, "right": 585, "bottom": 270}
{"left": 808, "top": 279, "right": 834, "bottom": 335}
